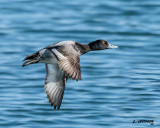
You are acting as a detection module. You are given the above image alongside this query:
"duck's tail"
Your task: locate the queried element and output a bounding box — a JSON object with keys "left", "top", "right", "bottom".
{"left": 22, "top": 52, "right": 39, "bottom": 67}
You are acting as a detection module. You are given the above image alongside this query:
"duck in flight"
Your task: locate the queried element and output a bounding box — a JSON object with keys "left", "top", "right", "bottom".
{"left": 23, "top": 39, "right": 118, "bottom": 110}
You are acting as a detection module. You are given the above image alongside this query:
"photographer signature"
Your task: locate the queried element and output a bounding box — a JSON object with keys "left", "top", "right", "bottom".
{"left": 133, "top": 120, "right": 154, "bottom": 125}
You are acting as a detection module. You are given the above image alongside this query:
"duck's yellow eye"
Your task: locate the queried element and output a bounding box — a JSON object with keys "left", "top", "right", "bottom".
{"left": 102, "top": 41, "right": 105, "bottom": 44}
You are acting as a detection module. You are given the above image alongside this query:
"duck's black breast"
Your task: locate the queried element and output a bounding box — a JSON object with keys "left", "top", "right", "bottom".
{"left": 74, "top": 42, "right": 89, "bottom": 54}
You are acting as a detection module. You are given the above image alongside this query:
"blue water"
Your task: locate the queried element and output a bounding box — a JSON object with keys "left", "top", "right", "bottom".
{"left": 0, "top": 0, "right": 160, "bottom": 127}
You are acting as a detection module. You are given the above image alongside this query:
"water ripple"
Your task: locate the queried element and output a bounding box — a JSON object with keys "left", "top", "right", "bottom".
{"left": 0, "top": 0, "right": 160, "bottom": 127}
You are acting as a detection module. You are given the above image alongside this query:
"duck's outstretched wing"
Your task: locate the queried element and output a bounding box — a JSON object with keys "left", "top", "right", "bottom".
{"left": 49, "top": 48, "right": 81, "bottom": 81}
{"left": 45, "top": 63, "right": 66, "bottom": 110}
{"left": 58, "top": 57, "right": 81, "bottom": 80}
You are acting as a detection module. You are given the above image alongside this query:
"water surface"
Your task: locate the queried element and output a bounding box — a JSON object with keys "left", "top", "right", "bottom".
{"left": 0, "top": 0, "right": 160, "bottom": 127}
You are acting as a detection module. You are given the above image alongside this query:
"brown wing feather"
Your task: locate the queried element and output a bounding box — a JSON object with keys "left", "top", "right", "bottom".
{"left": 58, "top": 57, "right": 81, "bottom": 81}
{"left": 49, "top": 48, "right": 81, "bottom": 81}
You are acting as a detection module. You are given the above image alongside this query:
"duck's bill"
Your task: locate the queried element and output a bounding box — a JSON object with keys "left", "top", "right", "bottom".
{"left": 108, "top": 43, "right": 118, "bottom": 49}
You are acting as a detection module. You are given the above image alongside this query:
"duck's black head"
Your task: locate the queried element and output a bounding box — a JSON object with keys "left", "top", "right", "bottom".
{"left": 88, "top": 39, "right": 118, "bottom": 51}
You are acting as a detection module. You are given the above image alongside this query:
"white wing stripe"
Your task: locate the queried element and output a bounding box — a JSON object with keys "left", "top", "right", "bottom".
{"left": 51, "top": 49, "right": 66, "bottom": 60}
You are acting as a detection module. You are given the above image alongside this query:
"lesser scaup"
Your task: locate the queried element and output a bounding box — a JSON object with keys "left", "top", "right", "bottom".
{"left": 23, "top": 39, "right": 118, "bottom": 109}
